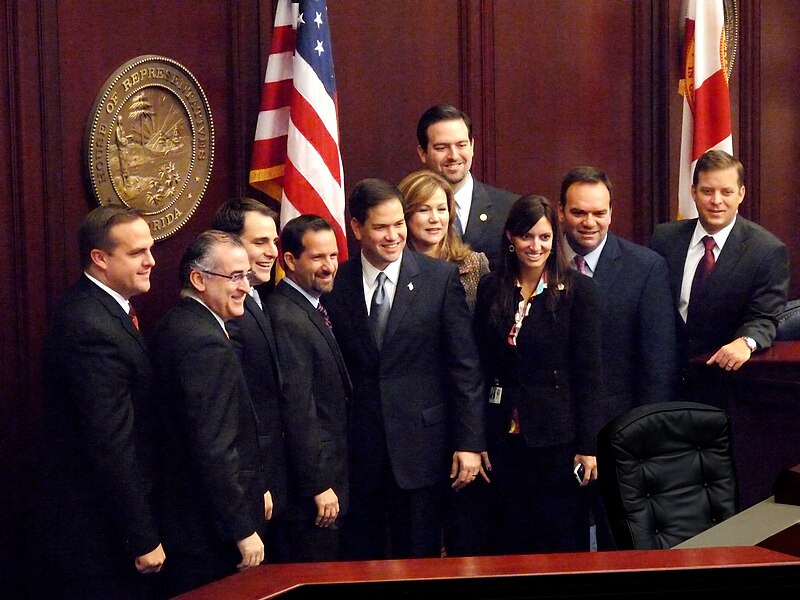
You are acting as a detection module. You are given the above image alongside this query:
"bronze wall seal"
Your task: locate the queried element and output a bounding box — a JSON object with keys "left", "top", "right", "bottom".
{"left": 84, "top": 55, "right": 215, "bottom": 240}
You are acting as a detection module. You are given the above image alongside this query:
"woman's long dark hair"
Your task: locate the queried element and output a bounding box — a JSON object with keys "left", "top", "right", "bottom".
{"left": 489, "top": 195, "right": 572, "bottom": 330}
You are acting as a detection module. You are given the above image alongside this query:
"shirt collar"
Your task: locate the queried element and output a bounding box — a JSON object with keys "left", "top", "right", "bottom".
{"left": 83, "top": 272, "right": 131, "bottom": 314}
{"left": 692, "top": 214, "right": 737, "bottom": 250}
{"left": 360, "top": 251, "right": 402, "bottom": 287}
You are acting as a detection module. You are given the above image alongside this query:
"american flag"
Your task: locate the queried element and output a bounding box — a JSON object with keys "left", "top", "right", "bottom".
{"left": 249, "top": 0, "right": 348, "bottom": 259}
{"left": 677, "top": 0, "right": 734, "bottom": 219}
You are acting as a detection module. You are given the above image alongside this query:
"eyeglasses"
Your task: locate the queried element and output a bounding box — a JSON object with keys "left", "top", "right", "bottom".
{"left": 200, "top": 269, "right": 254, "bottom": 284}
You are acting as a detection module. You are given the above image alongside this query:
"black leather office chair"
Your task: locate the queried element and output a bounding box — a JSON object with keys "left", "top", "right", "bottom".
{"left": 597, "top": 401, "right": 739, "bottom": 550}
{"left": 776, "top": 299, "right": 800, "bottom": 341}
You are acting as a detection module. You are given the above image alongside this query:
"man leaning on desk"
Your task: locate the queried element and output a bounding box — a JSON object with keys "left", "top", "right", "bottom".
{"left": 650, "top": 149, "right": 789, "bottom": 394}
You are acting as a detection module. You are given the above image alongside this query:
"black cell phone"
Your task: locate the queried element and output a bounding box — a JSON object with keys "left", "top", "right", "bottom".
{"left": 573, "top": 463, "right": 585, "bottom": 484}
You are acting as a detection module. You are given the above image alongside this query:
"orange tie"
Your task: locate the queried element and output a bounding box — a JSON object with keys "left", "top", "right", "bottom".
{"left": 128, "top": 304, "right": 140, "bottom": 330}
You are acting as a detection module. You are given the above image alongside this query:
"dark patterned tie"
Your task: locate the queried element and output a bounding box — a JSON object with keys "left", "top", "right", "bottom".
{"left": 128, "top": 304, "right": 139, "bottom": 330}
{"left": 317, "top": 302, "right": 332, "bottom": 329}
{"left": 573, "top": 254, "right": 588, "bottom": 275}
{"left": 691, "top": 235, "right": 716, "bottom": 300}
{"left": 369, "top": 272, "right": 390, "bottom": 348}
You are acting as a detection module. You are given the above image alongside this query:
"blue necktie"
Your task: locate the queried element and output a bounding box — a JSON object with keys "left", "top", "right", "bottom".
{"left": 369, "top": 272, "right": 390, "bottom": 348}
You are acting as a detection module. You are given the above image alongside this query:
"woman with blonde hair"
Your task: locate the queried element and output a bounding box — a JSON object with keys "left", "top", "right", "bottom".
{"left": 398, "top": 169, "right": 489, "bottom": 313}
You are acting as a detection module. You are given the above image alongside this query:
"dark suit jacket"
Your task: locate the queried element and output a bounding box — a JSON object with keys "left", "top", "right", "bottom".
{"left": 226, "top": 294, "right": 288, "bottom": 525}
{"left": 650, "top": 215, "right": 789, "bottom": 365}
{"left": 474, "top": 272, "right": 604, "bottom": 455}
{"left": 592, "top": 232, "right": 678, "bottom": 417}
{"left": 265, "top": 281, "right": 352, "bottom": 521}
{"left": 463, "top": 179, "right": 519, "bottom": 271}
{"left": 323, "top": 250, "right": 486, "bottom": 491}
{"left": 33, "top": 275, "right": 159, "bottom": 574}
{"left": 150, "top": 297, "right": 264, "bottom": 556}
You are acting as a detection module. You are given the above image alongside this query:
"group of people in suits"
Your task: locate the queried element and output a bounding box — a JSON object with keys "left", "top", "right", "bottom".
{"left": 30, "top": 98, "right": 790, "bottom": 599}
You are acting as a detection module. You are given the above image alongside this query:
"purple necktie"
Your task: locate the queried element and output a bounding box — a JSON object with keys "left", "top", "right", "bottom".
{"left": 573, "top": 255, "right": 588, "bottom": 275}
{"left": 317, "top": 302, "right": 332, "bottom": 329}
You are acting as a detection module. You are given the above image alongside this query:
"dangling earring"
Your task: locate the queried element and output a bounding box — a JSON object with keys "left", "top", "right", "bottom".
{"left": 508, "top": 244, "right": 515, "bottom": 252}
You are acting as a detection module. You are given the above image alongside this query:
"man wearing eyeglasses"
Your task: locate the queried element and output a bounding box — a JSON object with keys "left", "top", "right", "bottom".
{"left": 150, "top": 230, "right": 267, "bottom": 597}
{"left": 212, "top": 198, "right": 287, "bottom": 561}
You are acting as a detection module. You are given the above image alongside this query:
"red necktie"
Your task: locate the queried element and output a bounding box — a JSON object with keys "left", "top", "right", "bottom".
{"left": 691, "top": 235, "right": 716, "bottom": 300}
{"left": 128, "top": 304, "right": 140, "bottom": 330}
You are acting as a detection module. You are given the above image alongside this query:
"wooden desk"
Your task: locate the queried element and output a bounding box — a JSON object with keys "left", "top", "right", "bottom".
{"left": 689, "top": 341, "right": 800, "bottom": 508}
{"left": 674, "top": 496, "right": 800, "bottom": 554}
{"left": 175, "top": 547, "right": 800, "bottom": 599}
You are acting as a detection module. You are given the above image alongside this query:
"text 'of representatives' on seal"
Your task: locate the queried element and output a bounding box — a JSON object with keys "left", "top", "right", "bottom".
{"left": 84, "top": 55, "right": 215, "bottom": 240}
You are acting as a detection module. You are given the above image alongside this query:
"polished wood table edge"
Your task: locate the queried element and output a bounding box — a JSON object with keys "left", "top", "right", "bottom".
{"left": 690, "top": 340, "right": 800, "bottom": 366}
{"left": 174, "top": 547, "right": 800, "bottom": 599}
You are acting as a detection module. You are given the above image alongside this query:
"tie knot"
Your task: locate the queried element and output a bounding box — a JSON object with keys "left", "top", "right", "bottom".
{"left": 702, "top": 236, "right": 716, "bottom": 251}
{"left": 573, "top": 255, "right": 588, "bottom": 275}
{"left": 128, "top": 304, "right": 140, "bottom": 330}
{"left": 376, "top": 272, "right": 387, "bottom": 286}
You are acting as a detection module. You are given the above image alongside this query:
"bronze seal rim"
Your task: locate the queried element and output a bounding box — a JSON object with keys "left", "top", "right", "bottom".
{"left": 84, "top": 55, "right": 215, "bottom": 240}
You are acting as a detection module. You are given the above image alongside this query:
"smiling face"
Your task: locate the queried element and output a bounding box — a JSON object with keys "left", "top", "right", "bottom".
{"left": 284, "top": 228, "right": 339, "bottom": 298}
{"left": 406, "top": 186, "right": 449, "bottom": 255}
{"left": 507, "top": 216, "right": 553, "bottom": 276}
{"left": 91, "top": 217, "right": 155, "bottom": 300}
{"left": 195, "top": 245, "right": 252, "bottom": 321}
{"left": 691, "top": 166, "right": 745, "bottom": 235}
{"left": 351, "top": 197, "right": 407, "bottom": 270}
{"left": 559, "top": 181, "right": 612, "bottom": 254}
{"left": 416, "top": 118, "right": 474, "bottom": 191}
{"left": 239, "top": 211, "right": 279, "bottom": 284}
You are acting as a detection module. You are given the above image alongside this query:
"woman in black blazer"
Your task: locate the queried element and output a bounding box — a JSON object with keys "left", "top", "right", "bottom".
{"left": 474, "top": 195, "right": 603, "bottom": 554}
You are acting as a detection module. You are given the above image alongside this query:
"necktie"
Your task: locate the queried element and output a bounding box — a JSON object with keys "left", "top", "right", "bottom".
{"left": 369, "top": 272, "right": 390, "bottom": 348}
{"left": 691, "top": 235, "right": 716, "bottom": 300}
{"left": 317, "top": 302, "right": 332, "bottom": 329}
{"left": 250, "top": 287, "right": 263, "bottom": 309}
{"left": 453, "top": 212, "right": 464, "bottom": 237}
{"left": 573, "top": 255, "right": 588, "bottom": 275}
{"left": 128, "top": 304, "right": 139, "bottom": 330}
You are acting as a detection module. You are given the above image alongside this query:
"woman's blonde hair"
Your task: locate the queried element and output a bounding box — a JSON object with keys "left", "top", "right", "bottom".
{"left": 398, "top": 169, "right": 473, "bottom": 263}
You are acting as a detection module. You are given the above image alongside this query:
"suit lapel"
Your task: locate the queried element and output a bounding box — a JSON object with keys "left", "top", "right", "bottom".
{"left": 592, "top": 233, "right": 621, "bottom": 295}
{"left": 244, "top": 294, "right": 282, "bottom": 390}
{"left": 667, "top": 221, "right": 696, "bottom": 306}
{"left": 465, "top": 181, "right": 491, "bottom": 244}
{"left": 83, "top": 277, "right": 148, "bottom": 352}
{"left": 337, "top": 260, "right": 375, "bottom": 350}
{"left": 383, "top": 250, "right": 420, "bottom": 346}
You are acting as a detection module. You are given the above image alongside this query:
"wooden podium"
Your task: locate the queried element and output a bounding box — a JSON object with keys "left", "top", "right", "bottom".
{"left": 175, "top": 547, "right": 800, "bottom": 599}
{"left": 689, "top": 341, "right": 800, "bottom": 508}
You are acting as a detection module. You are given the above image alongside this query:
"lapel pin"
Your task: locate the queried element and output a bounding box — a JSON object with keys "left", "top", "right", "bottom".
{"left": 407, "top": 282, "right": 414, "bottom": 291}
{"left": 479, "top": 213, "right": 488, "bottom": 222}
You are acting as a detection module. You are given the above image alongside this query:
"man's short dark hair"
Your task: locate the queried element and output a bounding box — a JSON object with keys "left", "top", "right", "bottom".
{"left": 178, "top": 230, "right": 244, "bottom": 290}
{"left": 559, "top": 166, "right": 613, "bottom": 207}
{"left": 79, "top": 205, "right": 145, "bottom": 268}
{"left": 416, "top": 104, "right": 473, "bottom": 149}
{"left": 212, "top": 197, "right": 278, "bottom": 235}
{"left": 280, "top": 214, "right": 334, "bottom": 258}
{"left": 348, "top": 178, "right": 403, "bottom": 225}
{"left": 693, "top": 150, "right": 745, "bottom": 188}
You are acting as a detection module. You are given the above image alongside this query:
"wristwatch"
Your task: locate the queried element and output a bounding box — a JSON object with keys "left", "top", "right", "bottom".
{"left": 741, "top": 336, "right": 757, "bottom": 353}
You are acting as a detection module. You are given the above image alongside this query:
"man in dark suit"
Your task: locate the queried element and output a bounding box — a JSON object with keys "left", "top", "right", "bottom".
{"left": 558, "top": 166, "right": 678, "bottom": 551}
{"left": 324, "top": 178, "right": 486, "bottom": 560}
{"left": 150, "top": 231, "right": 266, "bottom": 597}
{"left": 416, "top": 103, "right": 519, "bottom": 271}
{"left": 31, "top": 205, "right": 164, "bottom": 599}
{"left": 651, "top": 150, "right": 789, "bottom": 385}
{"left": 264, "top": 214, "right": 352, "bottom": 562}
{"left": 212, "top": 198, "right": 287, "bottom": 557}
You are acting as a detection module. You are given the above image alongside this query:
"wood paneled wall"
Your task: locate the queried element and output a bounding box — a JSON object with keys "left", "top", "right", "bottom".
{"left": 2, "top": 0, "right": 798, "bottom": 594}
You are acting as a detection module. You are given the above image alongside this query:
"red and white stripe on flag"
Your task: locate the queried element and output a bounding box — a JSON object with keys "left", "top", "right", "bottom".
{"left": 249, "top": 0, "right": 348, "bottom": 260}
{"left": 678, "top": 0, "right": 733, "bottom": 219}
